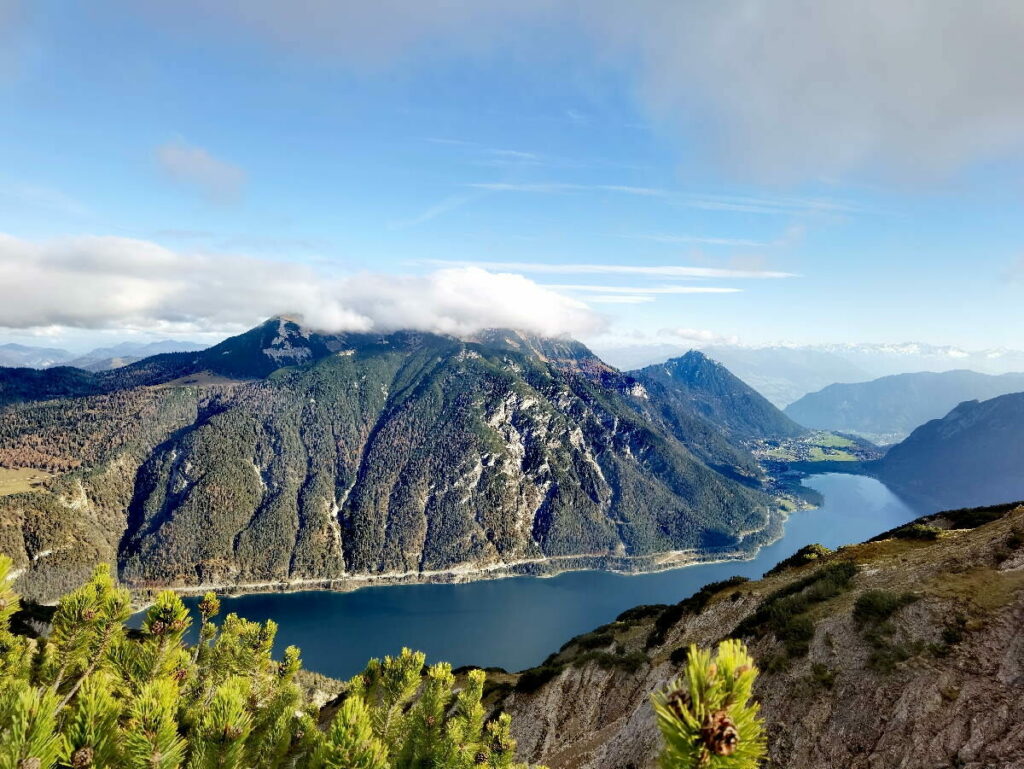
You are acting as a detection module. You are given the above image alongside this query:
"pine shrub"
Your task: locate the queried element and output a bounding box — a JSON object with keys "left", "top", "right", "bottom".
{"left": 0, "top": 555, "right": 544, "bottom": 769}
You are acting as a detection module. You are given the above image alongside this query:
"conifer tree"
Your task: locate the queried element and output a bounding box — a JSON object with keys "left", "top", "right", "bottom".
{"left": 0, "top": 557, "right": 547, "bottom": 769}
{"left": 652, "top": 639, "right": 766, "bottom": 769}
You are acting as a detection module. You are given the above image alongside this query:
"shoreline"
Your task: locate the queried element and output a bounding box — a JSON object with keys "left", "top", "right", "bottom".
{"left": 129, "top": 499, "right": 807, "bottom": 609}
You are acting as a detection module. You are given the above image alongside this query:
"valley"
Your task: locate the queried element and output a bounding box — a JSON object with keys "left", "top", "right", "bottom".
{"left": 150, "top": 473, "right": 916, "bottom": 680}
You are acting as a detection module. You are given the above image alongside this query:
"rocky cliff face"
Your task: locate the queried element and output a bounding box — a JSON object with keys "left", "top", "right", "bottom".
{"left": 497, "top": 503, "right": 1024, "bottom": 769}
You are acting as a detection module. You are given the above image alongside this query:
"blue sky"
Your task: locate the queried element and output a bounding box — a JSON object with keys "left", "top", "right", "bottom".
{"left": 1, "top": 1, "right": 1023, "bottom": 352}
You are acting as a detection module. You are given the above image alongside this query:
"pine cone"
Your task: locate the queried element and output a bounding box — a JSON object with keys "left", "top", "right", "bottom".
{"left": 199, "top": 596, "right": 219, "bottom": 616}
{"left": 19, "top": 759, "right": 42, "bottom": 769}
{"left": 71, "top": 747, "right": 94, "bottom": 769}
{"left": 474, "top": 750, "right": 488, "bottom": 764}
{"left": 701, "top": 709, "right": 739, "bottom": 757}
{"left": 664, "top": 687, "right": 692, "bottom": 720}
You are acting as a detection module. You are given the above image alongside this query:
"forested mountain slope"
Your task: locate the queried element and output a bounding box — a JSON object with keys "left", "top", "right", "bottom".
{"left": 874, "top": 391, "right": 1024, "bottom": 510}
{"left": 0, "top": 318, "right": 780, "bottom": 600}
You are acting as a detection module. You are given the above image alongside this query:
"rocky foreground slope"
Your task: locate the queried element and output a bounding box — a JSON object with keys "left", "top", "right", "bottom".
{"left": 490, "top": 501, "right": 1024, "bottom": 769}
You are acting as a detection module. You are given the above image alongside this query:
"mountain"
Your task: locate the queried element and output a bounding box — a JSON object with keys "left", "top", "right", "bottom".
{"left": 64, "top": 339, "right": 207, "bottom": 371}
{"left": 629, "top": 351, "right": 806, "bottom": 443}
{"left": 593, "top": 341, "right": 1024, "bottom": 408}
{"left": 874, "top": 392, "right": 1024, "bottom": 511}
{"left": 594, "top": 344, "right": 871, "bottom": 407}
{"left": 496, "top": 500, "right": 1024, "bottom": 768}
{"left": 0, "top": 317, "right": 781, "bottom": 600}
{"left": 785, "top": 369, "right": 1024, "bottom": 443}
{"left": 0, "top": 343, "right": 73, "bottom": 369}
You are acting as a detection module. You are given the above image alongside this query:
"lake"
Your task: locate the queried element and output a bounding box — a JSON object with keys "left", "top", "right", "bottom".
{"left": 168, "top": 473, "right": 917, "bottom": 679}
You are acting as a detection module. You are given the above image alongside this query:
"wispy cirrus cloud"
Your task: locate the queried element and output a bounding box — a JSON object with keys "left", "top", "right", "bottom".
{"left": 468, "top": 182, "right": 666, "bottom": 197}
{"left": 422, "top": 259, "right": 798, "bottom": 280}
{"left": 467, "top": 182, "right": 866, "bottom": 216}
{"left": 587, "top": 295, "right": 653, "bottom": 304}
{"left": 547, "top": 284, "right": 741, "bottom": 295}
{"left": 659, "top": 327, "right": 741, "bottom": 346}
{"left": 389, "top": 191, "right": 490, "bottom": 229}
{"left": 0, "top": 184, "right": 90, "bottom": 218}
{"left": 549, "top": 283, "right": 742, "bottom": 305}
{"left": 625, "top": 234, "right": 768, "bottom": 248}
{"left": 155, "top": 139, "right": 246, "bottom": 203}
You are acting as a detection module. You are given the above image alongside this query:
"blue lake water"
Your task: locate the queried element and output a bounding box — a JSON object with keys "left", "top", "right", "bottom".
{"left": 169, "top": 473, "right": 916, "bottom": 679}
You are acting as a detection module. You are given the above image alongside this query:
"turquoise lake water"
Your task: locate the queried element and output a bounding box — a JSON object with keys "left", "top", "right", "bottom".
{"left": 171, "top": 473, "right": 917, "bottom": 678}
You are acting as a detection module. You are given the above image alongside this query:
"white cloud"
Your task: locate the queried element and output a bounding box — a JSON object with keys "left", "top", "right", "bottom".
{"left": 0, "top": 233, "right": 603, "bottom": 338}
{"left": 424, "top": 259, "right": 796, "bottom": 279}
{"left": 155, "top": 139, "right": 246, "bottom": 202}
{"left": 585, "top": 1, "right": 1024, "bottom": 179}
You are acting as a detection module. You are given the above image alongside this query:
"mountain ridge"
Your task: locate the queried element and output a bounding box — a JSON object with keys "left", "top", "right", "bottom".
{"left": 0, "top": 318, "right": 796, "bottom": 601}
{"left": 630, "top": 350, "right": 806, "bottom": 443}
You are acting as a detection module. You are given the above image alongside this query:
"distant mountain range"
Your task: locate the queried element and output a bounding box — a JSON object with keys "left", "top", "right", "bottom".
{"left": 593, "top": 341, "right": 1024, "bottom": 407}
{"left": 64, "top": 340, "right": 208, "bottom": 371}
{"left": 0, "top": 318, "right": 801, "bottom": 600}
{"left": 785, "top": 370, "right": 1024, "bottom": 443}
{"left": 875, "top": 391, "right": 1024, "bottom": 511}
{"left": 0, "top": 343, "right": 74, "bottom": 369}
{"left": 0, "top": 340, "right": 205, "bottom": 371}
